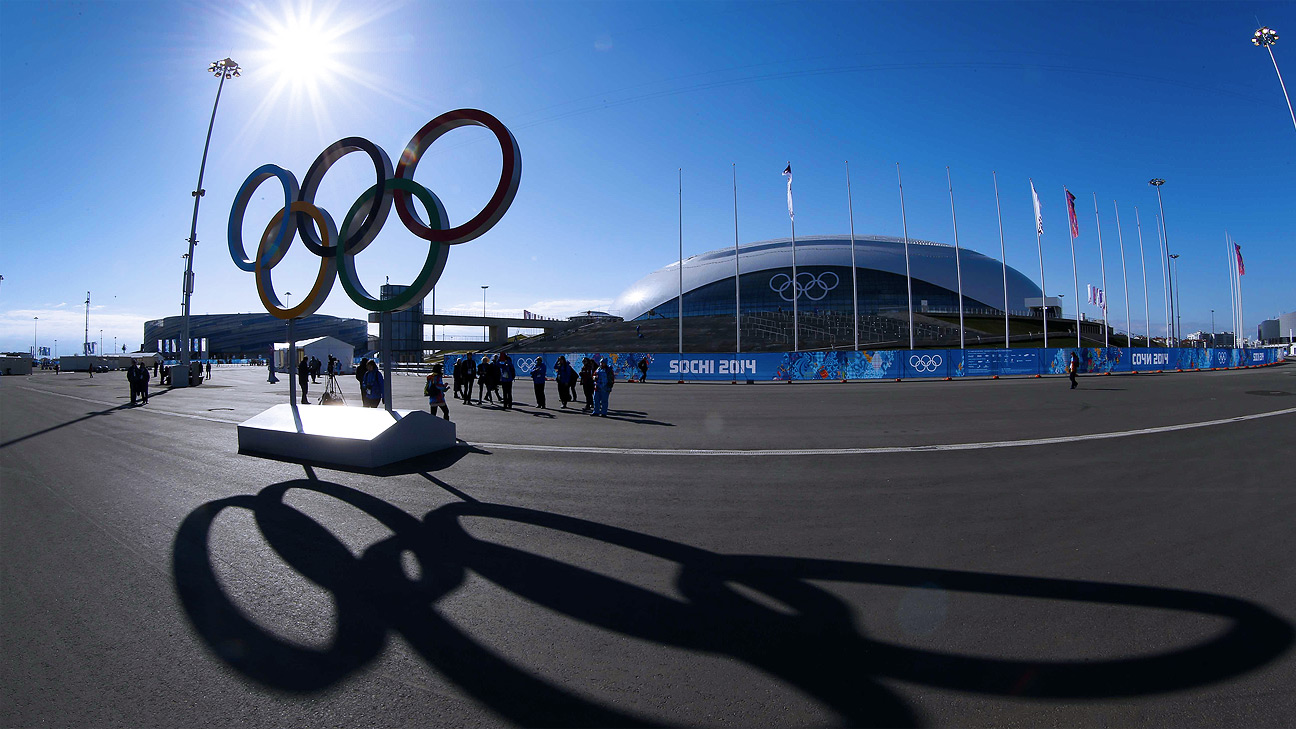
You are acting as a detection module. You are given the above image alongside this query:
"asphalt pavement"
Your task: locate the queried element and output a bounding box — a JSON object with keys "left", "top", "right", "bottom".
{"left": 2, "top": 363, "right": 1294, "bottom": 727}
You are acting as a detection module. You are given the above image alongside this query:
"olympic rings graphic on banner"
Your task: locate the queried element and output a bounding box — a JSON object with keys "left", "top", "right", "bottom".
{"left": 228, "top": 109, "right": 521, "bottom": 319}
{"left": 768, "top": 271, "right": 840, "bottom": 302}
{"left": 909, "top": 354, "right": 944, "bottom": 373}
{"left": 514, "top": 357, "right": 538, "bottom": 373}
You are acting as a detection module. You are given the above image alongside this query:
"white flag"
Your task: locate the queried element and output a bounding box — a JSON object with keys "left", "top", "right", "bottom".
{"left": 1087, "top": 284, "right": 1095, "bottom": 306}
{"left": 1030, "top": 180, "right": 1043, "bottom": 235}
{"left": 783, "top": 163, "right": 794, "bottom": 219}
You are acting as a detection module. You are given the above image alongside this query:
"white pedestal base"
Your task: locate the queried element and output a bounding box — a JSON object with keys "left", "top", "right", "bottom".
{"left": 237, "top": 404, "right": 456, "bottom": 468}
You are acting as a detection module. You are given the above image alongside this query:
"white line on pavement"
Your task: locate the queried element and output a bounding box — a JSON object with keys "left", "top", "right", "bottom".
{"left": 473, "top": 407, "right": 1296, "bottom": 457}
{"left": 17, "top": 384, "right": 1295, "bottom": 457}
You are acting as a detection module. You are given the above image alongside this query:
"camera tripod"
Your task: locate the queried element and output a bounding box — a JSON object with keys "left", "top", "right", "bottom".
{"left": 318, "top": 372, "right": 346, "bottom": 405}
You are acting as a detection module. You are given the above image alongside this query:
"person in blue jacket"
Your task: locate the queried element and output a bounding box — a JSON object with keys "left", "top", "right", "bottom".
{"left": 591, "top": 357, "right": 614, "bottom": 417}
{"left": 497, "top": 352, "right": 516, "bottom": 409}
{"left": 530, "top": 356, "right": 548, "bottom": 409}
{"left": 361, "top": 360, "right": 385, "bottom": 408}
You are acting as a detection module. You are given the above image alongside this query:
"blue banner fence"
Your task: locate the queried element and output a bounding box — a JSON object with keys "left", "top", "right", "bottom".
{"left": 442, "top": 348, "right": 1284, "bottom": 383}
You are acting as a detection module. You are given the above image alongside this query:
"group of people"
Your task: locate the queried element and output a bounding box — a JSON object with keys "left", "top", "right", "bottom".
{"left": 125, "top": 360, "right": 150, "bottom": 405}
{"left": 449, "top": 353, "right": 619, "bottom": 416}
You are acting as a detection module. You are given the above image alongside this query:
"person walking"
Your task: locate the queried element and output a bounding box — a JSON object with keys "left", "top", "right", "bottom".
{"left": 362, "top": 360, "right": 385, "bottom": 408}
{"left": 579, "top": 357, "right": 596, "bottom": 412}
{"left": 425, "top": 363, "right": 450, "bottom": 420}
{"left": 310, "top": 356, "right": 321, "bottom": 383}
{"left": 298, "top": 354, "right": 311, "bottom": 405}
{"left": 461, "top": 353, "right": 477, "bottom": 404}
{"left": 592, "top": 357, "right": 612, "bottom": 417}
{"left": 267, "top": 358, "right": 278, "bottom": 383}
{"left": 478, "top": 355, "right": 495, "bottom": 404}
{"left": 531, "top": 356, "right": 548, "bottom": 409}
{"left": 637, "top": 355, "right": 649, "bottom": 383}
{"left": 554, "top": 356, "right": 576, "bottom": 408}
{"left": 1068, "top": 351, "right": 1081, "bottom": 390}
{"left": 205, "top": 361, "right": 212, "bottom": 380}
{"left": 497, "top": 352, "right": 516, "bottom": 409}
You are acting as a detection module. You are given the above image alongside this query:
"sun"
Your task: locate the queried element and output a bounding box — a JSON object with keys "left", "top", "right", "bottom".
{"left": 260, "top": 9, "right": 344, "bottom": 88}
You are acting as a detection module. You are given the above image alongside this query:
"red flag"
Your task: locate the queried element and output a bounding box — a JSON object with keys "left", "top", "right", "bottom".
{"left": 1235, "top": 243, "right": 1245, "bottom": 275}
{"left": 1065, "top": 189, "right": 1079, "bottom": 238}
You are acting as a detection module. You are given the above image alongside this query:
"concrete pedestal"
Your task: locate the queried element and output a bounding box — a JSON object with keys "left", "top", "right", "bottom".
{"left": 237, "top": 404, "right": 456, "bottom": 468}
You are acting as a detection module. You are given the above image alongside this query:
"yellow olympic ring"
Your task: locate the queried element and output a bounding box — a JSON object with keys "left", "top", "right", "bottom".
{"left": 254, "top": 202, "right": 338, "bottom": 320}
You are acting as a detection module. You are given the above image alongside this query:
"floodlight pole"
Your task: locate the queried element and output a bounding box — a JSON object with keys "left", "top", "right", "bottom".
{"left": 1253, "top": 27, "right": 1296, "bottom": 132}
{"left": 1150, "top": 179, "right": 1174, "bottom": 346}
{"left": 180, "top": 58, "right": 239, "bottom": 379}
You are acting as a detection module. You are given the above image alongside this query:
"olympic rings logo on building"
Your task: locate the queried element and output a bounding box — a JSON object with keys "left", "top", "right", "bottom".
{"left": 909, "top": 354, "right": 943, "bottom": 373}
{"left": 768, "top": 271, "right": 840, "bottom": 302}
{"left": 227, "top": 109, "right": 521, "bottom": 320}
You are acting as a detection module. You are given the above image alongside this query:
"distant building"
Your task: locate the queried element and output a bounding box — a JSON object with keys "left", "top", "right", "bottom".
{"left": 380, "top": 284, "right": 425, "bottom": 363}
{"left": 611, "top": 235, "right": 1048, "bottom": 321}
{"left": 569, "top": 310, "right": 623, "bottom": 326}
{"left": 1258, "top": 311, "right": 1296, "bottom": 345}
{"left": 143, "top": 313, "right": 367, "bottom": 360}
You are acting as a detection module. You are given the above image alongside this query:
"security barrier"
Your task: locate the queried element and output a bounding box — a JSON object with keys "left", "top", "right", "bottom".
{"left": 442, "top": 348, "right": 1285, "bottom": 383}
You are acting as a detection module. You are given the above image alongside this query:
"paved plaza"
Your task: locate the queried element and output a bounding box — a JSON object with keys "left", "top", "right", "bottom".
{"left": 2, "top": 363, "right": 1294, "bottom": 727}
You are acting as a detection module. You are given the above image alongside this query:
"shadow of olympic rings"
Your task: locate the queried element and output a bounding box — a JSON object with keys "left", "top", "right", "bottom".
{"left": 172, "top": 480, "right": 1293, "bottom": 727}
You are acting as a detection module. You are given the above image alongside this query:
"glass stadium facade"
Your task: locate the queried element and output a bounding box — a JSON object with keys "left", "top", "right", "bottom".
{"left": 611, "top": 235, "right": 1044, "bottom": 321}
{"left": 143, "top": 313, "right": 368, "bottom": 360}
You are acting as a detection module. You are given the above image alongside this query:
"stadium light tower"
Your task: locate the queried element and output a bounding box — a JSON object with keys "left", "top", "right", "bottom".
{"left": 1149, "top": 179, "right": 1175, "bottom": 346}
{"left": 180, "top": 57, "right": 240, "bottom": 380}
{"left": 1253, "top": 27, "right": 1296, "bottom": 132}
{"left": 32, "top": 316, "right": 38, "bottom": 357}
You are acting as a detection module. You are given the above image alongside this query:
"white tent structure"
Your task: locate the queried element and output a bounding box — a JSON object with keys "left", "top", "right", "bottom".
{"left": 274, "top": 336, "right": 355, "bottom": 374}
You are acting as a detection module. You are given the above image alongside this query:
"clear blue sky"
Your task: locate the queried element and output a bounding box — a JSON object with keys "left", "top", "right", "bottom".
{"left": 2, "top": 0, "right": 1292, "bottom": 354}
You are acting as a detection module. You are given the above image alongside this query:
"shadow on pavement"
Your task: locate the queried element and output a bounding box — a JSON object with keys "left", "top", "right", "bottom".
{"left": 0, "top": 386, "right": 175, "bottom": 450}
{"left": 172, "top": 480, "right": 1293, "bottom": 727}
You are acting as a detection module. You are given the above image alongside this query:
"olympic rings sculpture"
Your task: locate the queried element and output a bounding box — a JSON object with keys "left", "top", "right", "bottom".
{"left": 769, "top": 271, "right": 840, "bottom": 302}
{"left": 909, "top": 354, "right": 944, "bottom": 373}
{"left": 227, "top": 109, "right": 521, "bottom": 319}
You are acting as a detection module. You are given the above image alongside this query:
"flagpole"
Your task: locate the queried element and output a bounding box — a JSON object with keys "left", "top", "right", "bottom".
{"left": 993, "top": 172, "right": 1009, "bottom": 348}
{"left": 1135, "top": 207, "right": 1151, "bottom": 346}
{"left": 1093, "top": 193, "right": 1109, "bottom": 348}
{"left": 898, "top": 163, "right": 915, "bottom": 350}
{"left": 946, "top": 167, "right": 965, "bottom": 349}
{"left": 788, "top": 164, "right": 799, "bottom": 352}
{"left": 1235, "top": 237, "right": 1245, "bottom": 346}
{"left": 733, "top": 164, "right": 741, "bottom": 355}
{"left": 1225, "top": 232, "right": 1236, "bottom": 346}
{"left": 1066, "top": 188, "right": 1080, "bottom": 348}
{"left": 1155, "top": 213, "right": 1171, "bottom": 346}
{"left": 678, "top": 168, "right": 683, "bottom": 355}
{"left": 846, "top": 161, "right": 859, "bottom": 351}
{"left": 1030, "top": 178, "right": 1047, "bottom": 349}
{"left": 1113, "top": 201, "right": 1131, "bottom": 348}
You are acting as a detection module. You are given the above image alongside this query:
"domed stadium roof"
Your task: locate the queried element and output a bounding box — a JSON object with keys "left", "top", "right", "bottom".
{"left": 611, "top": 234, "right": 1042, "bottom": 321}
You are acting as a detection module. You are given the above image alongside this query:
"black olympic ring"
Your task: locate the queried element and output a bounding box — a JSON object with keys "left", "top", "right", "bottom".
{"left": 173, "top": 479, "right": 1294, "bottom": 726}
{"left": 227, "top": 109, "right": 521, "bottom": 319}
{"left": 769, "top": 271, "right": 840, "bottom": 302}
